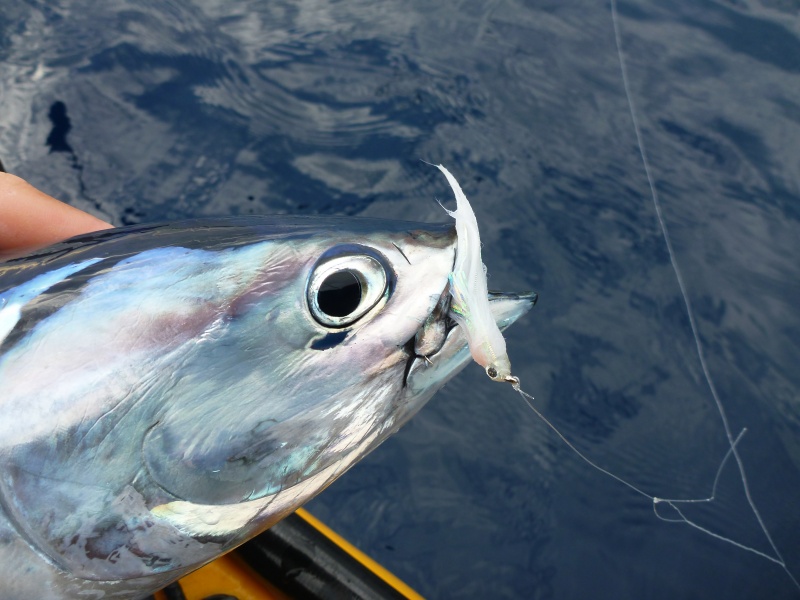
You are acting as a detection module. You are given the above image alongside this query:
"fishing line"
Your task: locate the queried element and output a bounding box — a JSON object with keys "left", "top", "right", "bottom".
{"left": 511, "top": 382, "right": 787, "bottom": 567}
{"left": 504, "top": 0, "right": 800, "bottom": 588}
{"left": 611, "top": 0, "right": 797, "bottom": 582}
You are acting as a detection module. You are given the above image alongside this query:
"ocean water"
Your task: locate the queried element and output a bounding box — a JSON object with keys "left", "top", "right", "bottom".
{"left": 2, "top": 1, "right": 800, "bottom": 598}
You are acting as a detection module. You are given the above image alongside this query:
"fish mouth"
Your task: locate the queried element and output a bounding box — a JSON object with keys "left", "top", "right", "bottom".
{"left": 403, "top": 286, "right": 538, "bottom": 390}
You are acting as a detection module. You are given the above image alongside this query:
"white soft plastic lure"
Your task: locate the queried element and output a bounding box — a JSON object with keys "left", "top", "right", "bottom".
{"left": 436, "top": 164, "right": 518, "bottom": 384}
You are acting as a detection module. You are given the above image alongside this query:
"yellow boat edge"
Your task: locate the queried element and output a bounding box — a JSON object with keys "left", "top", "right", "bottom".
{"left": 154, "top": 508, "right": 425, "bottom": 600}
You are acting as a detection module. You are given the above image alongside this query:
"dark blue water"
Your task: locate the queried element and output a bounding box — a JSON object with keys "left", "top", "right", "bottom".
{"left": 2, "top": 1, "right": 800, "bottom": 598}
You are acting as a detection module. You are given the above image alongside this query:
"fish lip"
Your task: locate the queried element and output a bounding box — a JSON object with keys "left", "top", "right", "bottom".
{"left": 488, "top": 290, "right": 538, "bottom": 306}
{"left": 484, "top": 290, "right": 538, "bottom": 332}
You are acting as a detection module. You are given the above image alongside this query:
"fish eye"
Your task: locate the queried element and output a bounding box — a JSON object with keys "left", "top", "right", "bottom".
{"left": 318, "top": 270, "right": 362, "bottom": 317}
{"left": 307, "top": 253, "right": 388, "bottom": 328}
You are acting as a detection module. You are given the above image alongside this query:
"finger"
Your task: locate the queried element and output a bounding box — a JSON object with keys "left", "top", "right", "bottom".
{"left": 0, "top": 173, "right": 113, "bottom": 252}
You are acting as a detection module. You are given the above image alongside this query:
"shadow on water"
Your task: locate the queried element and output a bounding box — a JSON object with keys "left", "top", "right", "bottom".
{"left": 46, "top": 100, "right": 73, "bottom": 153}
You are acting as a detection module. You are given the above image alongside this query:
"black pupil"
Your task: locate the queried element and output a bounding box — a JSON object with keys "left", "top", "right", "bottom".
{"left": 318, "top": 270, "right": 362, "bottom": 317}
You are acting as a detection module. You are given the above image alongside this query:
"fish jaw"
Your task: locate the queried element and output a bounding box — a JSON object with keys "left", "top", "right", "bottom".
{"left": 399, "top": 290, "right": 538, "bottom": 427}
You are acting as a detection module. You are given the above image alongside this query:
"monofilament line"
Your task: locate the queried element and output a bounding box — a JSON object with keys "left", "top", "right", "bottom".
{"left": 512, "top": 383, "right": 785, "bottom": 566}
{"left": 609, "top": 0, "right": 798, "bottom": 589}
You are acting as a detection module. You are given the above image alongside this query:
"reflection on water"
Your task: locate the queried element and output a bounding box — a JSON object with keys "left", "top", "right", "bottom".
{"left": 2, "top": 1, "right": 800, "bottom": 598}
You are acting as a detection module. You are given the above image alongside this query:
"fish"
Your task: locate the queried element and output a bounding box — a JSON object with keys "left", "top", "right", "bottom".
{"left": 0, "top": 215, "right": 535, "bottom": 599}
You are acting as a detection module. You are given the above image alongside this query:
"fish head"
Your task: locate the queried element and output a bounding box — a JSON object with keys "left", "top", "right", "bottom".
{"left": 139, "top": 220, "right": 462, "bottom": 512}
{"left": 0, "top": 216, "right": 534, "bottom": 591}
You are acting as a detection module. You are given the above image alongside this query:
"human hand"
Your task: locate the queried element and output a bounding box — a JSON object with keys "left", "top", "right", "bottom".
{"left": 0, "top": 172, "right": 112, "bottom": 256}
